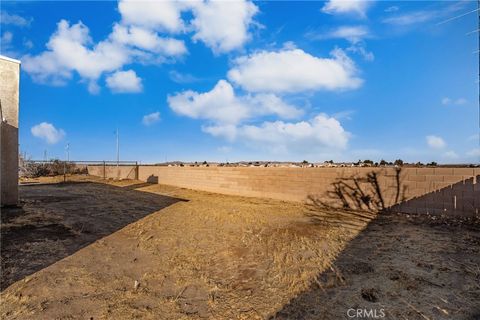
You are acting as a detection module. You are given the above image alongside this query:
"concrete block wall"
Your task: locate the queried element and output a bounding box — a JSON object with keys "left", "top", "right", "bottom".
{"left": 87, "top": 165, "right": 480, "bottom": 216}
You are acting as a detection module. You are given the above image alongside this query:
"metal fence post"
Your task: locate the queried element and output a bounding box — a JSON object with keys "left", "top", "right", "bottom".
{"left": 135, "top": 161, "right": 139, "bottom": 180}
{"left": 103, "top": 161, "right": 106, "bottom": 180}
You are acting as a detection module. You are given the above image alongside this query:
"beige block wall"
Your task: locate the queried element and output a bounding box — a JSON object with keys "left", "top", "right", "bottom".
{"left": 0, "top": 56, "right": 20, "bottom": 206}
{"left": 88, "top": 165, "right": 479, "bottom": 216}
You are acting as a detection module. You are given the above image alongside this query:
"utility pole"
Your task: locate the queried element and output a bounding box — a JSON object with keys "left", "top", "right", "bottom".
{"left": 63, "top": 143, "right": 68, "bottom": 183}
{"left": 116, "top": 128, "right": 120, "bottom": 180}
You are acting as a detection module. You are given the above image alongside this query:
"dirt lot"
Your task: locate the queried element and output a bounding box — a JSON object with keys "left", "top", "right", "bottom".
{"left": 1, "top": 176, "right": 479, "bottom": 319}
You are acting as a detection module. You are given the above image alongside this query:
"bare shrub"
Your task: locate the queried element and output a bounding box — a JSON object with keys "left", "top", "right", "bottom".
{"left": 19, "top": 154, "right": 85, "bottom": 178}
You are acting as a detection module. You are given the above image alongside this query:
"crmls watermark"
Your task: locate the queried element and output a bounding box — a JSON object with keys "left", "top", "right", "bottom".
{"left": 347, "top": 308, "right": 386, "bottom": 318}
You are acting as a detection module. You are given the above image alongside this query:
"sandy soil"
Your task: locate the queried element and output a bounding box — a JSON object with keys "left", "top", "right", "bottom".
{"left": 1, "top": 176, "right": 479, "bottom": 319}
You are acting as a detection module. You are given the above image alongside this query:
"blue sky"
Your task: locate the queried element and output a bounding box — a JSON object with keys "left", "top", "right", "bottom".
{"left": 1, "top": 0, "right": 478, "bottom": 163}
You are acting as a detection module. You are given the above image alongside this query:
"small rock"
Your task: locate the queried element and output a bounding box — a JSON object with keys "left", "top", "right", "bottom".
{"left": 134, "top": 280, "right": 140, "bottom": 290}
{"left": 361, "top": 288, "right": 379, "bottom": 302}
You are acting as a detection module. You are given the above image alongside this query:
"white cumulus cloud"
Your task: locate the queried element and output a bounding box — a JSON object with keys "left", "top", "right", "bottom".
{"left": 227, "top": 48, "right": 362, "bottom": 93}
{"left": 31, "top": 122, "right": 65, "bottom": 144}
{"left": 22, "top": 20, "right": 132, "bottom": 91}
{"left": 426, "top": 135, "right": 446, "bottom": 149}
{"left": 322, "top": 0, "right": 372, "bottom": 18}
{"left": 168, "top": 80, "right": 250, "bottom": 124}
{"left": 110, "top": 23, "right": 186, "bottom": 56}
{"left": 117, "top": 0, "right": 258, "bottom": 53}
{"left": 167, "top": 80, "right": 303, "bottom": 125}
{"left": 204, "top": 114, "right": 350, "bottom": 152}
{"left": 22, "top": 18, "right": 186, "bottom": 93}
{"left": 142, "top": 111, "right": 161, "bottom": 126}
{"left": 167, "top": 81, "right": 350, "bottom": 153}
{"left": 189, "top": 0, "right": 259, "bottom": 53}
{"left": 106, "top": 70, "right": 143, "bottom": 93}
{"left": 118, "top": 0, "right": 186, "bottom": 33}
{"left": 22, "top": 0, "right": 259, "bottom": 92}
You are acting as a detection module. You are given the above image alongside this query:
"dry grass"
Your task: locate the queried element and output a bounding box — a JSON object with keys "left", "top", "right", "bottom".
{"left": 2, "top": 176, "right": 364, "bottom": 319}
{"left": 2, "top": 175, "right": 479, "bottom": 319}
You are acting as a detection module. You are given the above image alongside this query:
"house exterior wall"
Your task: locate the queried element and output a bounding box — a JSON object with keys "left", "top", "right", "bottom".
{"left": 0, "top": 55, "right": 21, "bottom": 206}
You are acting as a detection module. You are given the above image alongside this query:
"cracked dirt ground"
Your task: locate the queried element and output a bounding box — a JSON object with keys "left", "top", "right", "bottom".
{"left": 1, "top": 176, "right": 479, "bottom": 319}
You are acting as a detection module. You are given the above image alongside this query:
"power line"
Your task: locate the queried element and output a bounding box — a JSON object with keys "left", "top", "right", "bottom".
{"left": 440, "top": 2, "right": 480, "bottom": 162}
{"left": 466, "top": 28, "right": 480, "bottom": 35}
{"left": 436, "top": 7, "right": 480, "bottom": 26}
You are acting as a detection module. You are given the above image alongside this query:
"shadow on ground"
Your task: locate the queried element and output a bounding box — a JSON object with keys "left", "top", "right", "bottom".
{"left": 1, "top": 181, "right": 186, "bottom": 290}
{"left": 270, "top": 174, "right": 480, "bottom": 320}
{"left": 270, "top": 212, "right": 480, "bottom": 319}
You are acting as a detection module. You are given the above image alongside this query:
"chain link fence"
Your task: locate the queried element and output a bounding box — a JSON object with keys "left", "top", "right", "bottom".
{"left": 19, "top": 158, "right": 139, "bottom": 182}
